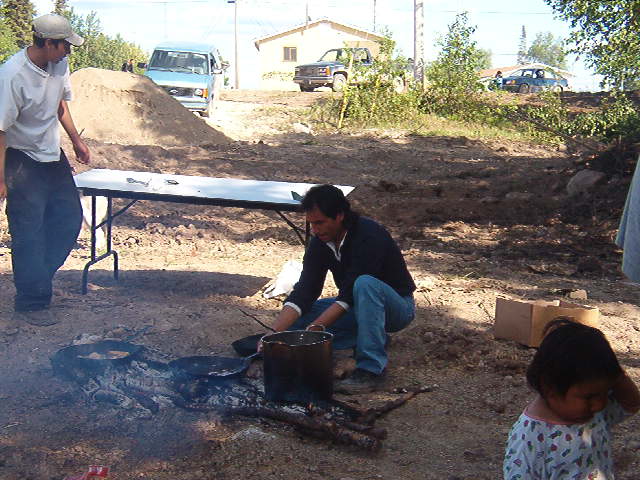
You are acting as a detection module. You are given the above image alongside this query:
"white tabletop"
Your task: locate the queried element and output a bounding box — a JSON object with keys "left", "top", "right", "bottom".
{"left": 75, "top": 169, "right": 355, "bottom": 209}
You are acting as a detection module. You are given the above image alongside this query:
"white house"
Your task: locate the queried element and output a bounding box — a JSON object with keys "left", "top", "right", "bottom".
{"left": 254, "top": 17, "right": 385, "bottom": 90}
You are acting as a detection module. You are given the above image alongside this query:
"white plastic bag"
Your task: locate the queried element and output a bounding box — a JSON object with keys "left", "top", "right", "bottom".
{"left": 263, "top": 260, "right": 303, "bottom": 299}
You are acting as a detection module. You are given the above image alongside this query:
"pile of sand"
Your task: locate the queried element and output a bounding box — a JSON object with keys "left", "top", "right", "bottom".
{"left": 68, "top": 68, "right": 229, "bottom": 147}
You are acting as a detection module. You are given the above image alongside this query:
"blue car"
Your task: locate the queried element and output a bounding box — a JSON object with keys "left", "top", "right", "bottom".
{"left": 501, "top": 68, "right": 568, "bottom": 94}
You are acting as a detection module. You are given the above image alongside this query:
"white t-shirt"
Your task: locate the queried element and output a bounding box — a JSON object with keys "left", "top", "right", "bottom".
{"left": 503, "top": 397, "right": 630, "bottom": 480}
{"left": 0, "top": 48, "right": 72, "bottom": 163}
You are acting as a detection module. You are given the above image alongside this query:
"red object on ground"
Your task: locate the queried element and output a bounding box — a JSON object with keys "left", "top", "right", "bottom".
{"left": 65, "top": 465, "right": 110, "bottom": 480}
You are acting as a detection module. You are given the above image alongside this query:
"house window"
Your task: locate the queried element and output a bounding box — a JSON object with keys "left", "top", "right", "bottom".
{"left": 283, "top": 47, "right": 297, "bottom": 62}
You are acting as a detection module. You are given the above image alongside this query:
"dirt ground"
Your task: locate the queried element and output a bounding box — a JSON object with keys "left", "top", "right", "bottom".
{"left": 0, "top": 88, "right": 639, "bottom": 480}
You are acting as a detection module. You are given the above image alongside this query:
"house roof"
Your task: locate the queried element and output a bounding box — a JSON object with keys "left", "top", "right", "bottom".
{"left": 479, "top": 63, "right": 574, "bottom": 79}
{"left": 254, "top": 17, "right": 385, "bottom": 50}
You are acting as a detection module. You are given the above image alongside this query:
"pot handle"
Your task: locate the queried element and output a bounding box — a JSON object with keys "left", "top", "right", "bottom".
{"left": 306, "top": 324, "right": 326, "bottom": 332}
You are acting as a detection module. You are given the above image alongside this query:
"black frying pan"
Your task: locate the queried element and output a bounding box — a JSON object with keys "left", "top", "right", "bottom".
{"left": 51, "top": 340, "right": 143, "bottom": 378}
{"left": 169, "top": 352, "right": 260, "bottom": 379}
{"left": 231, "top": 333, "right": 264, "bottom": 357}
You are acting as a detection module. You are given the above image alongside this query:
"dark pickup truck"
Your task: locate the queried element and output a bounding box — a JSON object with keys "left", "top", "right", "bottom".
{"left": 293, "top": 47, "right": 373, "bottom": 92}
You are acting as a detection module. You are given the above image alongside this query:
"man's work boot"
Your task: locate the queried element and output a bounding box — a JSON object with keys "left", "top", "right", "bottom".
{"left": 334, "top": 368, "right": 386, "bottom": 395}
{"left": 13, "top": 309, "right": 58, "bottom": 327}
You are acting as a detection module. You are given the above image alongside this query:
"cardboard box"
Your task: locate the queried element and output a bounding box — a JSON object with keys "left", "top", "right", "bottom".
{"left": 494, "top": 298, "right": 600, "bottom": 347}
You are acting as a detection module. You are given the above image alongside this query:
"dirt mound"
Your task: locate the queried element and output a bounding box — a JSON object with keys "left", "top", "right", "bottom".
{"left": 68, "top": 68, "right": 229, "bottom": 147}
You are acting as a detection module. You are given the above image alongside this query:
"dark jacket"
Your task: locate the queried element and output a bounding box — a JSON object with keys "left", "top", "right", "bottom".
{"left": 286, "top": 216, "right": 416, "bottom": 314}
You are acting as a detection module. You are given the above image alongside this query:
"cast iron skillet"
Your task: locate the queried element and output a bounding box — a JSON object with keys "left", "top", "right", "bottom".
{"left": 169, "top": 352, "right": 260, "bottom": 379}
{"left": 231, "top": 333, "right": 264, "bottom": 357}
{"left": 51, "top": 340, "right": 143, "bottom": 378}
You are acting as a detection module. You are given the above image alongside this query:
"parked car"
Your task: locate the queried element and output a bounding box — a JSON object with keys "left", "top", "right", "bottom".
{"left": 139, "top": 41, "right": 227, "bottom": 117}
{"left": 501, "top": 68, "right": 568, "bottom": 93}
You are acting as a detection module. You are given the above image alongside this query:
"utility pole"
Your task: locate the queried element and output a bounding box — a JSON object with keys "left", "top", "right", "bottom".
{"left": 163, "top": 2, "right": 168, "bottom": 39}
{"left": 373, "top": 0, "right": 376, "bottom": 32}
{"left": 414, "top": 0, "right": 424, "bottom": 86}
{"left": 233, "top": 0, "right": 239, "bottom": 89}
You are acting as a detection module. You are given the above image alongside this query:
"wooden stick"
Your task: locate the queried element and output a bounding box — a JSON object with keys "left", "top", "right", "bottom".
{"left": 181, "top": 402, "right": 382, "bottom": 450}
{"left": 356, "top": 385, "right": 433, "bottom": 424}
{"left": 230, "top": 406, "right": 382, "bottom": 451}
{"left": 339, "top": 420, "right": 388, "bottom": 440}
{"left": 238, "top": 308, "right": 275, "bottom": 332}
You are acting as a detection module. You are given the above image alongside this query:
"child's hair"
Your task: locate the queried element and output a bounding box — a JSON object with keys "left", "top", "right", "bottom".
{"left": 526, "top": 317, "right": 622, "bottom": 396}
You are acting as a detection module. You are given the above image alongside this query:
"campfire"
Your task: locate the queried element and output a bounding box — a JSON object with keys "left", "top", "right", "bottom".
{"left": 52, "top": 340, "right": 430, "bottom": 451}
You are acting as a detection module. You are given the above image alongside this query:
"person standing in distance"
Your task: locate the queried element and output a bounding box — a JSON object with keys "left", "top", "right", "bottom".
{"left": 271, "top": 184, "right": 416, "bottom": 394}
{"left": 121, "top": 58, "right": 134, "bottom": 73}
{"left": 0, "top": 13, "right": 90, "bottom": 326}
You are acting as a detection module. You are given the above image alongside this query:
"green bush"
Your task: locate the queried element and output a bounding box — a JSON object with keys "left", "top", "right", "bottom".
{"left": 311, "top": 34, "right": 421, "bottom": 129}
{"left": 515, "top": 90, "right": 640, "bottom": 142}
{"left": 569, "top": 92, "right": 640, "bottom": 140}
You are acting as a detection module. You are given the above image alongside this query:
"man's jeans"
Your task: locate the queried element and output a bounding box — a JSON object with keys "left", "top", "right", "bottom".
{"left": 5, "top": 148, "right": 82, "bottom": 312}
{"left": 291, "top": 275, "right": 415, "bottom": 374}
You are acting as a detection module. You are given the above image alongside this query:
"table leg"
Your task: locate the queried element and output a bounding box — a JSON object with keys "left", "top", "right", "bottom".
{"left": 274, "top": 210, "right": 306, "bottom": 245}
{"left": 81, "top": 196, "right": 119, "bottom": 294}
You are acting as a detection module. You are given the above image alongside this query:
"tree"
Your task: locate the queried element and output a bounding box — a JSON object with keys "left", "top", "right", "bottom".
{"left": 1, "top": 0, "right": 35, "bottom": 48}
{"left": 475, "top": 48, "right": 492, "bottom": 70}
{"left": 544, "top": 0, "right": 640, "bottom": 88}
{"left": 53, "top": 0, "right": 70, "bottom": 16}
{"left": 64, "top": 9, "right": 147, "bottom": 72}
{"left": 424, "top": 12, "right": 485, "bottom": 115}
{"left": 527, "top": 32, "right": 567, "bottom": 69}
{"left": 0, "top": 16, "right": 19, "bottom": 62}
{"left": 517, "top": 25, "right": 527, "bottom": 64}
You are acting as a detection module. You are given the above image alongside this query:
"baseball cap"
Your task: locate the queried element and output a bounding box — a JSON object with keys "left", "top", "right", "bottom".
{"left": 33, "top": 14, "right": 84, "bottom": 47}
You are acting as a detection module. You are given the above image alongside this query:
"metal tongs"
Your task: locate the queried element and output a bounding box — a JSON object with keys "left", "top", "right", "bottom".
{"left": 126, "top": 177, "right": 179, "bottom": 187}
{"left": 126, "top": 177, "right": 150, "bottom": 187}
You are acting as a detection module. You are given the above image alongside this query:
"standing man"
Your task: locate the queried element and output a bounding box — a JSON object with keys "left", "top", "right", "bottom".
{"left": 272, "top": 184, "right": 416, "bottom": 394}
{"left": 0, "top": 14, "right": 90, "bottom": 326}
{"left": 121, "top": 58, "right": 134, "bottom": 73}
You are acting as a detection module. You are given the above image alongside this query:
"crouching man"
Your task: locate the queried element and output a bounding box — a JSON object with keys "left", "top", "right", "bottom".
{"left": 272, "top": 184, "right": 416, "bottom": 394}
{"left": 0, "top": 14, "right": 90, "bottom": 326}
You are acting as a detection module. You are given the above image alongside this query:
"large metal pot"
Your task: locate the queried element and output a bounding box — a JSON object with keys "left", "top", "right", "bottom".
{"left": 262, "top": 330, "right": 333, "bottom": 403}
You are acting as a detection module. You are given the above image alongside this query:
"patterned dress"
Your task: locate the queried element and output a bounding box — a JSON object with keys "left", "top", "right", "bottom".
{"left": 503, "top": 398, "right": 629, "bottom": 479}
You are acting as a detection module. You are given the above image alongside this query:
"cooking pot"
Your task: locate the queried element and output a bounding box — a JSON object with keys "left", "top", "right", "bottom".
{"left": 51, "top": 340, "right": 143, "bottom": 379}
{"left": 262, "top": 330, "right": 333, "bottom": 403}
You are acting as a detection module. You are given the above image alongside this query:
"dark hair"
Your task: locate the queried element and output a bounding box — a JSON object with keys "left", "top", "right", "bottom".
{"left": 301, "top": 184, "right": 358, "bottom": 226}
{"left": 526, "top": 317, "right": 622, "bottom": 397}
{"left": 33, "top": 35, "right": 65, "bottom": 48}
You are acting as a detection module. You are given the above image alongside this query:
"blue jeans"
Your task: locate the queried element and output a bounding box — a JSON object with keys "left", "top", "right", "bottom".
{"left": 291, "top": 275, "right": 415, "bottom": 374}
{"left": 5, "top": 148, "right": 82, "bottom": 311}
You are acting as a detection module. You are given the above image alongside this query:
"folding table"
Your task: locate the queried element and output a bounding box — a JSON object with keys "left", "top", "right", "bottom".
{"left": 74, "top": 168, "right": 354, "bottom": 294}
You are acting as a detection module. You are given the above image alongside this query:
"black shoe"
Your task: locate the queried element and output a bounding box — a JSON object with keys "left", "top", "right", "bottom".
{"left": 334, "top": 368, "right": 386, "bottom": 395}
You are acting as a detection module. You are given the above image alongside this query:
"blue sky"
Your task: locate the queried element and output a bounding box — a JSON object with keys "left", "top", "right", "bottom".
{"left": 32, "top": 0, "right": 600, "bottom": 90}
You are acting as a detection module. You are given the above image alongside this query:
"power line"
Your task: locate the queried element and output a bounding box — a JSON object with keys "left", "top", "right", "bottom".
{"left": 427, "top": 9, "right": 554, "bottom": 15}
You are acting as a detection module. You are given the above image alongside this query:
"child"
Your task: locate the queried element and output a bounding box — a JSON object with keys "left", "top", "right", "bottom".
{"left": 503, "top": 317, "right": 640, "bottom": 479}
